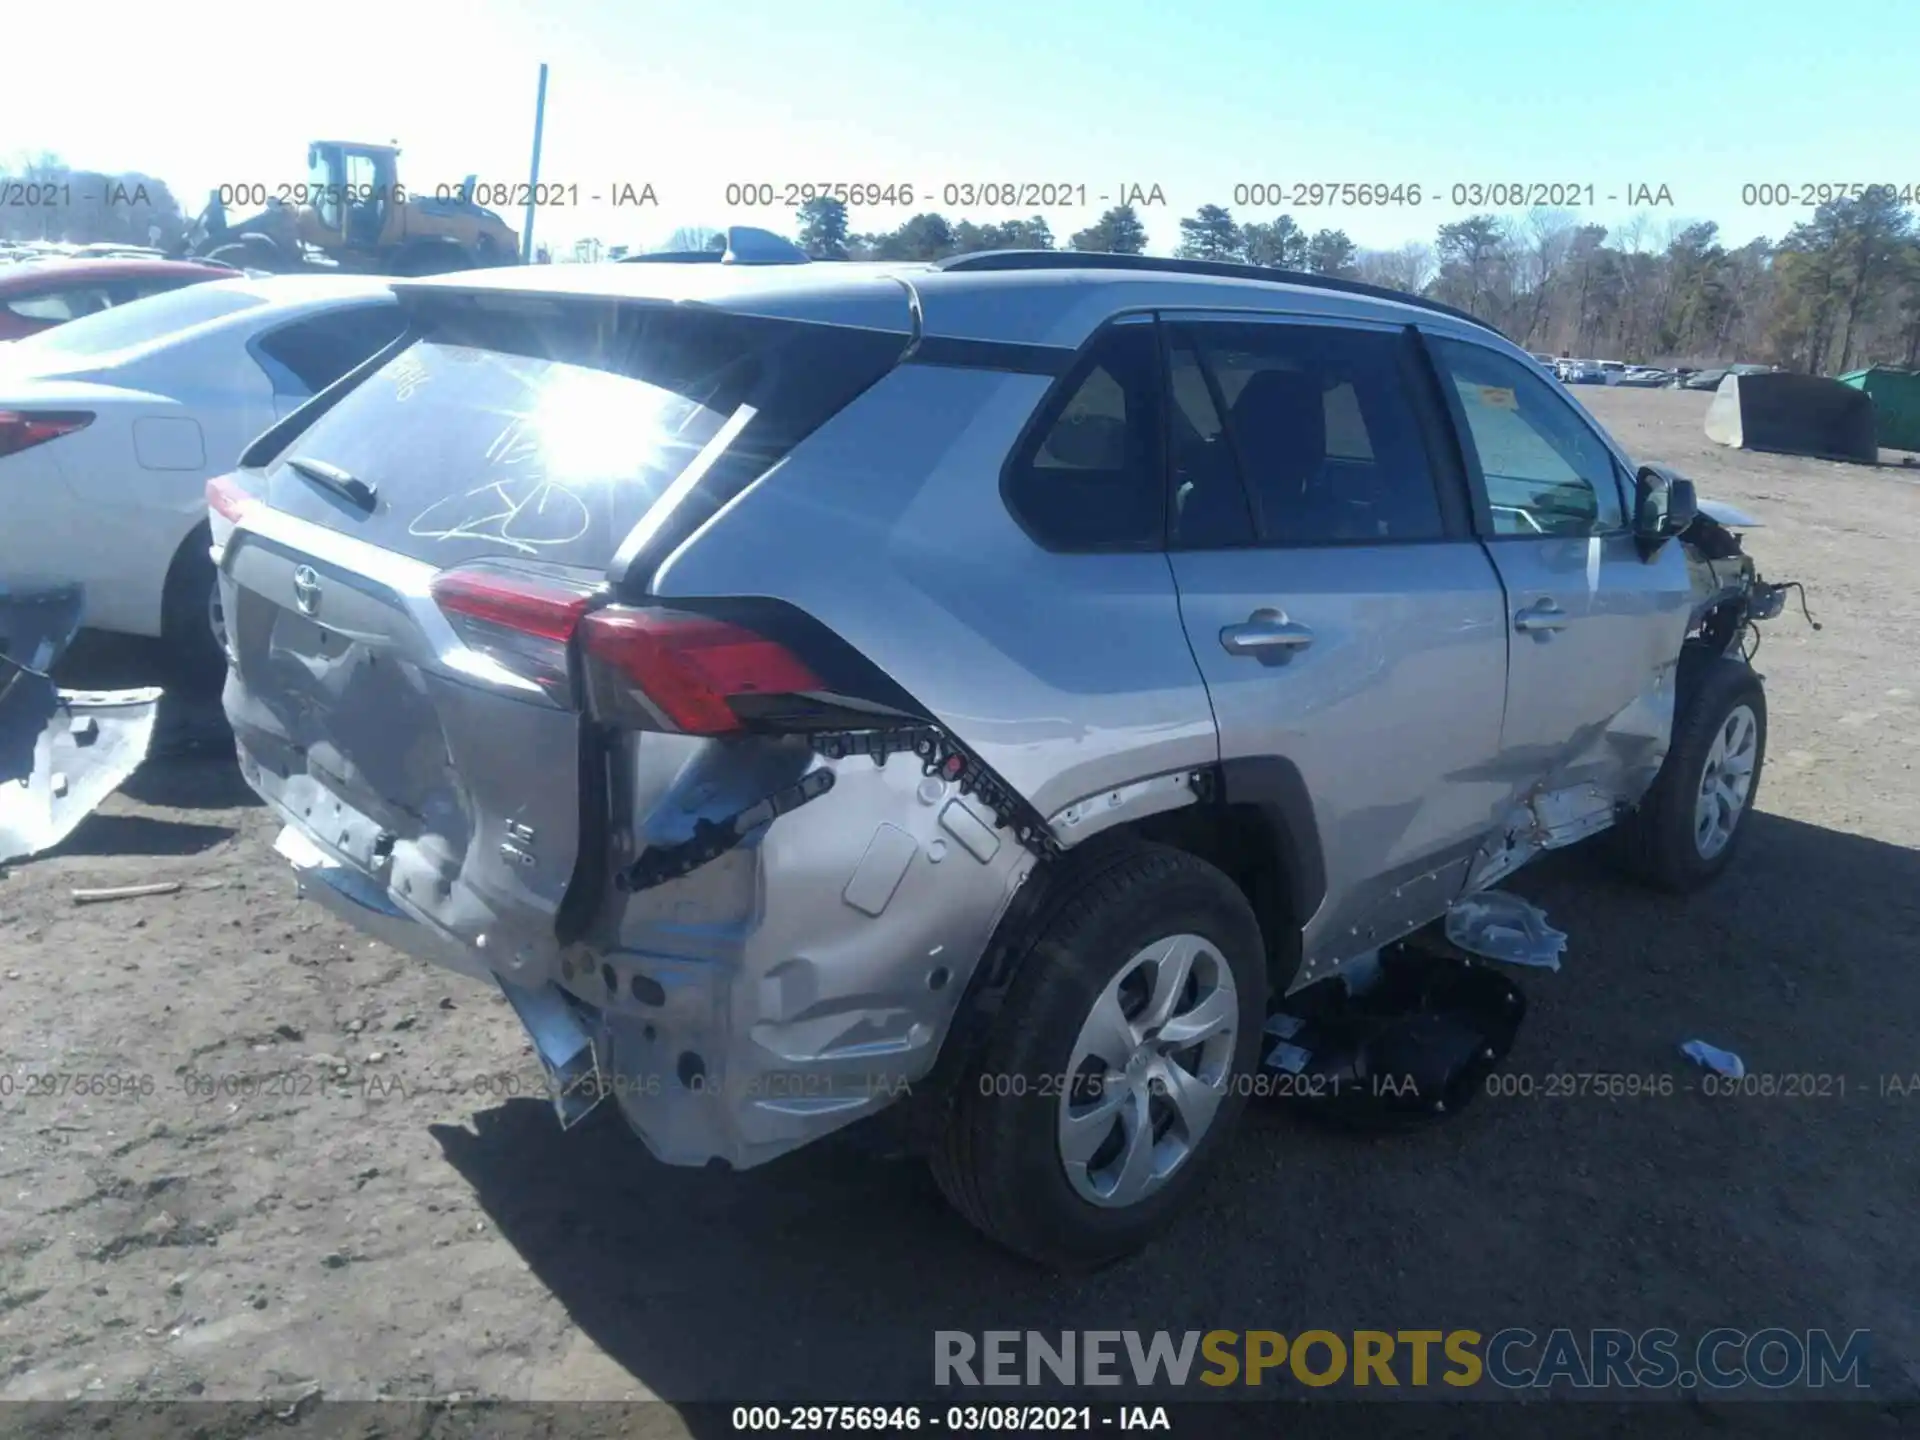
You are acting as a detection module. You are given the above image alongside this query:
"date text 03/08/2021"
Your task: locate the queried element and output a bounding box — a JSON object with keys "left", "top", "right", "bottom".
{"left": 728, "top": 1405, "right": 1169, "bottom": 1433}
{"left": 443, "top": 182, "right": 660, "bottom": 207}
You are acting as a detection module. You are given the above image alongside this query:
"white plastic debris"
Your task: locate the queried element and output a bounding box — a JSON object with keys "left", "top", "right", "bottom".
{"left": 1445, "top": 890, "right": 1568, "bottom": 970}
{"left": 1680, "top": 1040, "right": 1746, "bottom": 1079}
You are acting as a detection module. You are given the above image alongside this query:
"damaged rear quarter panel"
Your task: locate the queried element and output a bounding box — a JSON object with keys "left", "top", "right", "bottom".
{"left": 566, "top": 729, "right": 1037, "bottom": 1167}
{"left": 647, "top": 364, "right": 1222, "bottom": 819}
{"left": 570, "top": 365, "right": 1224, "bottom": 1165}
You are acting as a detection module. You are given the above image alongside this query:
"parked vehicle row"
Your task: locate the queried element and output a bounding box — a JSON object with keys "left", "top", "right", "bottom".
{"left": 0, "top": 257, "right": 238, "bottom": 340}
{"left": 0, "top": 273, "right": 404, "bottom": 674}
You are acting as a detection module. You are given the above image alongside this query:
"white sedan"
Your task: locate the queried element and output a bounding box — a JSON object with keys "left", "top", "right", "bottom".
{"left": 0, "top": 275, "right": 403, "bottom": 677}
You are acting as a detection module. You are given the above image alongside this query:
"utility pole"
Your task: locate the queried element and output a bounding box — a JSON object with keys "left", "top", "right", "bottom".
{"left": 521, "top": 63, "right": 548, "bottom": 264}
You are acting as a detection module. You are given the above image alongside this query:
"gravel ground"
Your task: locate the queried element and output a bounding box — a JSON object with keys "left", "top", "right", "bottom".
{"left": 2, "top": 387, "right": 1917, "bottom": 1427}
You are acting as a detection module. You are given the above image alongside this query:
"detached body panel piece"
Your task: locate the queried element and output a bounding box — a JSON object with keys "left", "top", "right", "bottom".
{"left": 0, "top": 583, "right": 160, "bottom": 862}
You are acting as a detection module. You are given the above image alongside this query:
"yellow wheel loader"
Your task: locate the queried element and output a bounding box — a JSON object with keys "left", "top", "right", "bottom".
{"left": 180, "top": 141, "right": 519, "bottom": 276}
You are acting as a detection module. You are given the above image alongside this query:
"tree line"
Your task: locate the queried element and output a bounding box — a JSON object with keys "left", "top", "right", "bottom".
{"left": 796, "top": 193, "right": 1920, "bottom": 374}
{"left": 1, "top": 153, "right": 192, "bottom": 252}
{"left": 8, "top": 149, "right": 1916, "bottom": 374}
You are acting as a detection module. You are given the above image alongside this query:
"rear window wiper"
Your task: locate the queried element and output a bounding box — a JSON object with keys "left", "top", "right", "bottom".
{"left": 286, "top": 456, "right": 377, "bottom": 513}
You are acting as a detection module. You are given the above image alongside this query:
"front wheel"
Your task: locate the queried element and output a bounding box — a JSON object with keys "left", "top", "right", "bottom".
{"left": 929, "top": 843, "right": 1266, "bottom": 1270}
{"left": 1609, "top": 655, "right": 1767, "bottom": 892}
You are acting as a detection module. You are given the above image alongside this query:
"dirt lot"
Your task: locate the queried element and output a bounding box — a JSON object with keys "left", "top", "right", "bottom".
{"left": 2, "top": 387, "right": 1918, "bottom": 1423}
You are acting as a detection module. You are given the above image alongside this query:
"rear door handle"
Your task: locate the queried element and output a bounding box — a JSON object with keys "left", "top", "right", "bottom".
{"left": 1513, "top": 599, "right": 1569, "bottom": 633}
{"left": 1219, "top": 609, "right": 1314, "bottom": 658}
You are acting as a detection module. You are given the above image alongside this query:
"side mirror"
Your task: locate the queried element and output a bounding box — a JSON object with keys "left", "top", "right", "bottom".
{"left": 1633, "top": 465, "right": 1697, "bottom": 558}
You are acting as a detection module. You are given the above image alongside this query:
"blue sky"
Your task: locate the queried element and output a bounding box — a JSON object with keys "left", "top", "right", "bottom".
{"left": 6, "top": 0, "right": 1915, "bottom": 255}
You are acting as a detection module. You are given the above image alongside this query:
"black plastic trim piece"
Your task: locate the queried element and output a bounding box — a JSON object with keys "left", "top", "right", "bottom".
{"left": 903, "top": 335, "right": 1074, "bottom": 376}
{"left": 1402, "top": 326, "right": 1479, "bottom": 542}
{"left": 1215, "top": 755, "right": 1327, "bottom": 928}
{"left": 556, "top": 721, "right": 614, "bottom": 945}
{"left": 811, "top": 725, "right": 1062, "bottom": 861}
{"left": 933, "top": 250, "right": 1508, "bottom": 340}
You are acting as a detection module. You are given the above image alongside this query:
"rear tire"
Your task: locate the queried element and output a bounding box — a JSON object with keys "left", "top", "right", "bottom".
{"left": 929, "top": 843, "right": 1265, "bottom": 1270}
{"left": 1608, "top": 654, "right": 1767, "bottom": 892}
{"left": 161, "top": 524, "right": 226, "bottom": 688}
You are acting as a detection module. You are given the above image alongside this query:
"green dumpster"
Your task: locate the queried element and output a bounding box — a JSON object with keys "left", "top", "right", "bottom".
{"left": 1839, "top": 367, "right": 1920, "bottom": 453}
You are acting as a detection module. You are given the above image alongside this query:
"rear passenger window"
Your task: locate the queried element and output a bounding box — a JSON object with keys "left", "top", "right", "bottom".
{"left": 1173, "top": 322, "right": 1446, "bottom": 546}
{"left": 1003, "top": 324, "right": 1163, "bottom": 550}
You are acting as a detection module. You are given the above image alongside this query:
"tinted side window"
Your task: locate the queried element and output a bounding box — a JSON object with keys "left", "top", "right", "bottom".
{"left": 1176, "top": 322, "right": 1446, "bottom": 546}
{"left": 1428, "top": 336, "right": 1625, "bottom": 536}
{"left": 255, "top": 303, "right": 406, "bottom": 396}
{"left": 1003, "top": 324, "right": 1163, "bottom": 551}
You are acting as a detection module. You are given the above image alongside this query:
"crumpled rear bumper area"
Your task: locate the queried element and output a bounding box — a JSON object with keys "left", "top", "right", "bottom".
{"left": 257, "top": 736, "right": 1041, "bottom": 1170}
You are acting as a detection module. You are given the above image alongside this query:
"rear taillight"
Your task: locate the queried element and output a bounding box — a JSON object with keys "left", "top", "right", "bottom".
{"left": 428, "top": 564, "right": 824, "bottom": 729}
{"left": 0, "top": 410, "right": 91, "bottom": 460}
{"left": 577, "top": 607, "right": 823, "bottom": 735}
{"left": 206, "top": 473, "right": 258, "bottom": 523}
{"left": 429, "top": 564, "right": 600, "bottom": 703}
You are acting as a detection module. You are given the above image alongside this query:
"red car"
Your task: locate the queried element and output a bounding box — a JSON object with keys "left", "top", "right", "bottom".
{"left": 0, "top": 258, "right": 236, "bottom": 341}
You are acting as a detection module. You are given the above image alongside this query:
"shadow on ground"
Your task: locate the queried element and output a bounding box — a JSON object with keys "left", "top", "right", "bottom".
{"left": 45, "top": 811, "right": 235, "bottom": 858}
{"left": 434, "top": 810, "right": 1920, "bottom": 1418}
{"left": 53, "top": 629, "right": 235, "bottom": 762}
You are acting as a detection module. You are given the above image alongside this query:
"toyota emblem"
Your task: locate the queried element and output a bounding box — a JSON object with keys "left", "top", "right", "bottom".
{"left": 291, "top": 564, "right": 322, "bottom": 617}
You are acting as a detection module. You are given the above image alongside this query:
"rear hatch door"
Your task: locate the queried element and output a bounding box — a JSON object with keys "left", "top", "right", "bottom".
{"left": 221, "top": 281, "right": 913, "bottom": 958}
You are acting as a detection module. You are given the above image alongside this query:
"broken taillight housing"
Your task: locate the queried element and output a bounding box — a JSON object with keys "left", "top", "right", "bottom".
{"left": 429, "top": 563, "right": 600, "bottom": 704}
{"left": 576, "top": 606, "right": 823, "bottom": 735}
{"left": 427, "top": 562, "right": 824, "bottom": 731}
{"left": 0, "top": 410, "right": 92, "bottom": 459}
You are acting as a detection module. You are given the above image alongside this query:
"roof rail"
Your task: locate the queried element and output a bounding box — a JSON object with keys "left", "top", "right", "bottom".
{"left": 931, "top": 250, "right": 1504, "bottom": 338}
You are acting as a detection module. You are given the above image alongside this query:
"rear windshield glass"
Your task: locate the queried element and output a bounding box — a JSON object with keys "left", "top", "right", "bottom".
{"left": 10, "top": 282, "right": 263, "bottom": 359}
{"left": 283, "top": 339, "right": 729, "bottom": 565}
{"left": 266, "top": 304, "right": 907, "bottom": 571}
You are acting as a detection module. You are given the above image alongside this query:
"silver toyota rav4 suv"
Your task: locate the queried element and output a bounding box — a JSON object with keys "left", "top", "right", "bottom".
{"left": 210, "top": 247, "right": 1794, "bottom": 1269}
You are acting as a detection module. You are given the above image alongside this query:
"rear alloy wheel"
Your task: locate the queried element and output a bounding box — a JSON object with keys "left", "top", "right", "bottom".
{"left": 1059, "top": 934, "right": 1240, "bottom": 1208}
{"left": 1609, "top": 654, "right": 1767, "bottom": 891}
{"left": 930, "top": 843, "right": 1265, "bottom": 1270}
